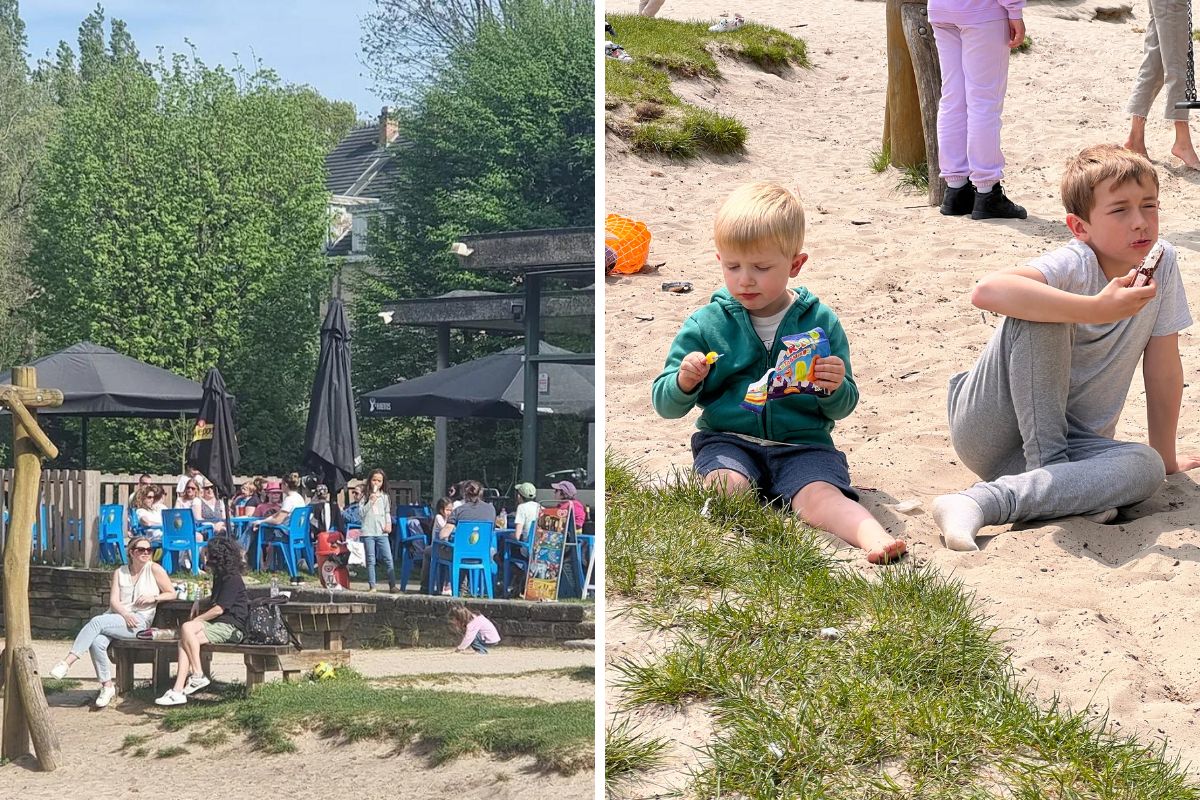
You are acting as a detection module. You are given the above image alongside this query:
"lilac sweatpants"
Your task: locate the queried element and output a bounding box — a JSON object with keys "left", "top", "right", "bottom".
{"left": 933, "top": 19, "right": 1011, "bottom": 188}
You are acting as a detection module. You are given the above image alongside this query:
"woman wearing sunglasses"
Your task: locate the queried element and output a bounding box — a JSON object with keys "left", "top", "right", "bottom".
{"left": 47, "top": 536, "right": 175, "bottom": 708}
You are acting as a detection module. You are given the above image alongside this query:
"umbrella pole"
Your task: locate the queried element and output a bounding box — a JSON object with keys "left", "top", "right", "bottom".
{"left": 521, "top": 274, "right": 541, "bottom": 483}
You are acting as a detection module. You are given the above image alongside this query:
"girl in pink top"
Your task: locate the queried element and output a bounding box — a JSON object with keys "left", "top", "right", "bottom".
{"left": 929, "top": 0, "right": 1028, "bottom": 220}
{"left": 448, "top": 603, "right": 501, "bottom": 654}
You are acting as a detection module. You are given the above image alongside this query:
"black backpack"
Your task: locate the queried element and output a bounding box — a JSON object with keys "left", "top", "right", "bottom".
{"left": 246, "top": 596, "right": 302, "bottom": 649}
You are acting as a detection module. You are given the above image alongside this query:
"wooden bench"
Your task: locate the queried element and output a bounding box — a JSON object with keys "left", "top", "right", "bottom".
{"left": 108, "top": 638, "right": 349, "bottom": 695}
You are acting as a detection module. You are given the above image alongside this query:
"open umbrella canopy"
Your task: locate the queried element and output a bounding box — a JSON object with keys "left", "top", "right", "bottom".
{"left": 303, "top": 299, "right": 361, "bottom": 492}
{"left": 361, "top": 343, "right": 594, "bottom": 420}
{"left": 188, "top": 368, "right": 239, "bottom": 499}
{"left": 0, "top": 342, "right": 202, "bottom": 417}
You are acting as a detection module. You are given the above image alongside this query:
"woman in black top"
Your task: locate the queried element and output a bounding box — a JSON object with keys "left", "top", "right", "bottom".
{"left": 154, "top": 537, "right": 249, "bottom": 706}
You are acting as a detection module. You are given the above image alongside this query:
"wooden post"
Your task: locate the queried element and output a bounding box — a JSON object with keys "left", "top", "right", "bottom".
{"left": 883, "top": 0, "right": 927, "bottom": 168}
{"left": 82, "top": 470, "right": 101, "bottom": 568}
{"left": 900, "top": 0, "right": 947, "bottom": 206}
{"left": 0, "top": 367, "right": 63, "bottom": 770}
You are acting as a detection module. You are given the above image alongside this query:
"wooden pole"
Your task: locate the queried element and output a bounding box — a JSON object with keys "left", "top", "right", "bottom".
{"left": 12, "top": 647, "right": 61, "bottom": 771}
{"left": 883, "top": 0, "right": 927, "bottom": 167}
{"left": 1, "top": 366, "right": 62, "bottom": 770}
{"left": 2, "top": 366, "right": 38, "bottom": 762}
{"left": 900, "top": 0, "right": 948, "bottom": 206}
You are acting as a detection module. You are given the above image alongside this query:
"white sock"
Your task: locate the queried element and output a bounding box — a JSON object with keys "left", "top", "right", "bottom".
{"left": 946, "top": 177, "right": 968, "bottom": 189}
{"left": 932, "top": 494, "right": 986, "bottom": 552}
{"left": 975, "top": 181, "right": 996, "bottom": 194}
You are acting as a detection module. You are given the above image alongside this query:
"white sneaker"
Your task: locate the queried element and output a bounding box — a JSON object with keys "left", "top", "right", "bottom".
{"left": 708, "top": 14, "right": 745, "bottom": 32}
{"left": 182, "top": 673, "right": 210, "bottom": 695}
{"left": 49, "top": 661, "right": 69, "bottom": 680}
{"left": 154, "top": 689, "right": 187, "bottom": 706}
{"left": 604, "top": 41, "right": 634, "bottom": 63}
{"left": 95, "top": 685, "right": 116, "bottom": 708}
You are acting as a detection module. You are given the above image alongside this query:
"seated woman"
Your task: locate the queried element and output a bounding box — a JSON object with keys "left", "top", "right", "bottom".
{"left": 512, "top": 482, "right": 542, "bottom": 541}
{"left": 48, "top": 536, "right": 175, "bottom": 708}
{"left": 198, "top": 483, "right": 227, "bottom": 535}
{"left": 174, "top": 479, "right": 204, "bottom": 521}
{"left": 551, "top": 480, "right": 587, "bottom": 529}
{"left": 427, "top": 481, "right": 497, "bottom": 594}
{"left": 155, "top": 536, "right": 248, "bottom": 706}
{"left": 231, "top": 481, "right": 260, "bottom": 514}
{"left": 135, "top": 486, "right": 165, "bottom": 541}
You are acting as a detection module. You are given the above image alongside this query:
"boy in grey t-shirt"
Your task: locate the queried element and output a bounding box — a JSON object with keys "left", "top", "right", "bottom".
{"left": 934, "top": 144, "right": 1197, "bottom": 551}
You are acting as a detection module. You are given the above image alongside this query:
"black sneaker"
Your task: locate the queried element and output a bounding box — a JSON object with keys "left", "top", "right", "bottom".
{"left": 939, "top": 182, "right": 976, "bottom": 216}
{"left": 971, "top": 183, "right": 1027, "bottom": 220}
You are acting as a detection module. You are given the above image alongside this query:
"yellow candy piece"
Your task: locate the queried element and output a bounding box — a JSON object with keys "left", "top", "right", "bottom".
{"left": 705, "top": 351, "right": 723, "bottom": 364}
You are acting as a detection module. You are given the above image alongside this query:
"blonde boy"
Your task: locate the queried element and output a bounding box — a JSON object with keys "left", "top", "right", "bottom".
{"left": 652, "top": 182, "right": 906, "bottom": 564}
{"left": 934, "top": 144, "right": 1198, "bottom": 550}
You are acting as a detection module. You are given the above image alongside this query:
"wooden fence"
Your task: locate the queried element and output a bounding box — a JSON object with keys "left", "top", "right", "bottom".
{"left": 0, "top": 472, "right": 421, "bottom": 568}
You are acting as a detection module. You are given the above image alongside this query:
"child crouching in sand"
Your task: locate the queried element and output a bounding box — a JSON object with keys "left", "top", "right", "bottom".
{"left": 448, "top": 603, "right": 501, "bottom": 654}
{"left": 652, "top": 182, "right": 906, "bottom": 565}
{"left": 934, "top": 144, "right": 1198, "bottom": 550}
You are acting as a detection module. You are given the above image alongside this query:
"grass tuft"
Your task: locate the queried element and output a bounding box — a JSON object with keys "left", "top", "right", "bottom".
{"left": 606, "top": 14, "right": 805, "bottom": 159}
{"left": 120, "top": 733, "right": 152, "bottom": 751}
{"left": 606, "top": 717, "right": 670, "bottom": 792}
{"left": 897, "top": 161, "right": 930, "bottom": 193}
{"left": 606, "top": 455, "right": 1200, "bottom": 797}
{"left": 41, "top": 678, "right": 81, "bottom": 695}
{"left": 1014, "top": 34, "right": 1032, "bottom": 53}
{"left": 154, "top": 745, "right": 188, "bottom": 758}
{"left": 870, "top": 142, "right": 892, "bottom": 173}
{"left": 185, "top": 727, "right": 229, "bottom": 748}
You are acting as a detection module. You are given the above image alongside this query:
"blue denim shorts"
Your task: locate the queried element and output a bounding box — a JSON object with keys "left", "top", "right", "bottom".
{"left": 691, "top": 431, "right": 858, "bottom": 504}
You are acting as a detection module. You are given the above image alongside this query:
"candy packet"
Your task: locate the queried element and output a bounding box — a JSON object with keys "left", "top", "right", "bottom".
{"left": 742, "top": 328, "right": 831, "bottom": 413}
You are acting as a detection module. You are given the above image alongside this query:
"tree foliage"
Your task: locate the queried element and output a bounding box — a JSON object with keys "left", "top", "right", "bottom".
{"left": 0, "top": 0, "right": 55, "bottom": 367}
{"left": 353, "top": 0, "right": 595, "bottom": 489}
{"left": 25, "top": 13, "right": 335, "bottom": 473}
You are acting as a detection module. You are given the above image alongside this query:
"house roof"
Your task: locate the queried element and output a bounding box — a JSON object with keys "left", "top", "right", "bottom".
{"left": 324, "top": 123, "right": 405, "bottom": 199}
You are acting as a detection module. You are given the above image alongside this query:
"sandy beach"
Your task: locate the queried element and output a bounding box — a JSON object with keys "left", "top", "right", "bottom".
{"left": 604, "top": 0, "right": 1200, "bottom": 788}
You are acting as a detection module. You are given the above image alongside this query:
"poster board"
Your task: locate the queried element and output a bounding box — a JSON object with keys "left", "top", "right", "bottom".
{"left": 523, "top": 507, "right": 570, "bottom": 602}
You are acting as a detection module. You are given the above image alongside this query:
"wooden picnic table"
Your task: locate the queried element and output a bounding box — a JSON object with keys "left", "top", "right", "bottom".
{"left": 156, "top": 599, "right": 375, "bottom": 651}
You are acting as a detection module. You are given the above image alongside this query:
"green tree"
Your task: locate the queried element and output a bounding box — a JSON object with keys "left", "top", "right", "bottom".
{"left": 0, "top": 0, "right": 55, "bottom": 367}
{"left": 26, "top": 34, "right": 335, "bottom": 473}
{"left": 353, "top": 0, "right": 594, "bottom": 491}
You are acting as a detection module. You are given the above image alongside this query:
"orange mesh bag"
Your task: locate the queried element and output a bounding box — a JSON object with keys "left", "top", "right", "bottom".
{"left": 605, "top": 213, "right": 651, "bottom": 275}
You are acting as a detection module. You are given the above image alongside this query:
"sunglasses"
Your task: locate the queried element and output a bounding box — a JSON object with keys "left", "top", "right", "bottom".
{"left": 131, "top": 546, "right": 153, "bottom": 554}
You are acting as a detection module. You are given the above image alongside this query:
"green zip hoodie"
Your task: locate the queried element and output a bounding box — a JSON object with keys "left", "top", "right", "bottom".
{"left": 652, "top": 287, "right": 859, "bottom": 447}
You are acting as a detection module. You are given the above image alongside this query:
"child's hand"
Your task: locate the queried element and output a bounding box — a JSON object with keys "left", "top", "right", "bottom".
{"left": 1007, "top": 18, "right": 1025, "bottom": 49}
{"left": 1093, "top": 270, "right": 1156, "bottom": 322}
{"left": 677, "top": 351, "right": 712, "bottom": 393}
{"left": 810, "top": 355, "right": 845, "bottom": 392}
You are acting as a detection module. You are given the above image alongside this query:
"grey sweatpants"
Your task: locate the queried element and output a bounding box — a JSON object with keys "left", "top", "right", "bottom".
{"left": 1126, "top": 0, "right": 1192, "bottom": 121}
{"left": 947, "top": 318, "right": 1165, "bottom": 525}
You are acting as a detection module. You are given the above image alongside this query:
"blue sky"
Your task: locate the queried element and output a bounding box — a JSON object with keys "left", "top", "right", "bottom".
{"left": 20, "top": 0, "right": 386, "bottom": 118}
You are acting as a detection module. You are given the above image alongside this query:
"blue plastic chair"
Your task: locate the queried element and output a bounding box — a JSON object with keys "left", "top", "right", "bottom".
{"left": 159, "top": 508, "right": 208, "bottom": 575}
{"left": 258, "top": 507, "right": 315, "bottom": 578}
{"left": 98, "top": 504, "right": 127, "bottom": 565}
{"left": 394, "top": 503, "right": 432, "bottom": 590}
{"left": 429, "top": 520, "right": 495, "bottom": 598}
{"left": 501, "top": 527, "right": 532, "bottom": 599}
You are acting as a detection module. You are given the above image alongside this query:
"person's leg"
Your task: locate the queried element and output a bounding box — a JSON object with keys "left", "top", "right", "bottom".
{"left": 932, "top": 23, "right": 970, "bottom": 186}
{"left": 1125, "top": 5, "right": 1163, "bottom": 156}
{"left": 173, "top": 620, "right": 207, "bottom": 692}
{"left": 470, "top": 632, "right": 489, "bottom": 654}
{"left": 959, "top": 18, "right": 1010, "bottom": 191}
{"left": 638, "top": 0, "right": 665, "bottom": 17}
{"left": 87, "top": 614, "right": 147, "bottom": 686}
{"left": 1154, "top": 0, "right": 1200, "bottom": 166}
{"left": 691, "top": 432, "right": 764, "bottom": 497}
{"left": 364, "top": 536, "right": 378, "bottom": 588}
{"left": 791, "top": 482, "right": 906, "bottom": 564}
{"left": 377, "top": 537, "right": 397, "bottom": 591}
{"left": 57, "top": 613, "right": 129, "bottom": 675}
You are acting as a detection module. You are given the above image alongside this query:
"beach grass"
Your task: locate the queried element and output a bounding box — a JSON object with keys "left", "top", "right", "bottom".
{"left": 897, "top": 161, "right": 931, "bottom": 193}
{"left": 870, "top": 143, "right": 892, "bottom": 174}
{"left": 155, "top": 672, "right": 593, "bottom": 772}
{"left": 605, "top": 454, "right": 1200, "bottom": 798}
{"left": 606, "top": 717, "right": 670, "bottom": 793}
{"left": 40, "top": 677, "right": 81, "bottom": 695}
{"left": 606, "top": 15, "right": 807, "bottom": 158}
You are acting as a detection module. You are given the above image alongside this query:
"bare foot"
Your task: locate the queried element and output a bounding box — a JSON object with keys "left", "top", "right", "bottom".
{"left": 1171, "top": 145, "right": 1200, "bottom": 170}
{"left": 1123, "top": 140, "right": 1149, "bottom": 158}
{"left": 866, "top": 539, "right": 907, "bottom": 565}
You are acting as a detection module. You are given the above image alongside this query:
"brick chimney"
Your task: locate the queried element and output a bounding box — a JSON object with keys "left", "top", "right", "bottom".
{"left": 378, "top": 106, "right": 397, "bottom": 147}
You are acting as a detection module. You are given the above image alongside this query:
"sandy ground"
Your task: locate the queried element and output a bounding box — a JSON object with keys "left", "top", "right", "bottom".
{"left": 1, "top": 638, "right": 595, "bottom": 799}
{"left": 605, "top": 0, "right": 1200, "bottom": 791}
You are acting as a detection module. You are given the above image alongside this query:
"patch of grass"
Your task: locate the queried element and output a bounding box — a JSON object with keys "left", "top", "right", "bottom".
{"left": 158, "top": 671, "right": 593, "bottom": 772}
{"left": 606, "top": 717, "right": 669, "bottom": 792}
{"left": 120, "top": 733, "right": 152, "bottom": 752}
{"left": 41, "top": 678, "right": 81, "bottom": 695}
{"left": 898, "top": 160, "right": 930, "bottom": 193}
{"left": 155, "top": 745, "right": 188, "bottom": 758}
{"left": 1014, "top": 34, "right": 1032, "bottom": 53}
{"left": 870, "top": 142, "right": 892, "bottom": 173}
{"left": 185, "top": 727, "right": 229, "bottom": 748}
{"left": 606, "top": 455, "right": 1200, "bottom": 797}
{"left": 130, "top": 747, "right": 148, "bottom": 758}
{"left": 606, "top": 14, "right": 805, "bottom": 159}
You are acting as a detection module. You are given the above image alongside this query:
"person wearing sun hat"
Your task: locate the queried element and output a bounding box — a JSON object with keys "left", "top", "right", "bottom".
{"left": 552, "top": 480, "right": 587, "bottom": 529}
{"left": 512, "top": 482, "right": 542, "bottom": 541}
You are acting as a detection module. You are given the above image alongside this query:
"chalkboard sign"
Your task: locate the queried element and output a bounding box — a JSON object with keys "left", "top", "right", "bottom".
{"left": 523, "top": 507, "right": 570, "bottom": 602}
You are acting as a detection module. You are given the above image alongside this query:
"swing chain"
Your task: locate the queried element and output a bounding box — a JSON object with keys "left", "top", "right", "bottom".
{"left": 1188, "top": 0, "right": 1198, "bottom": 103}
